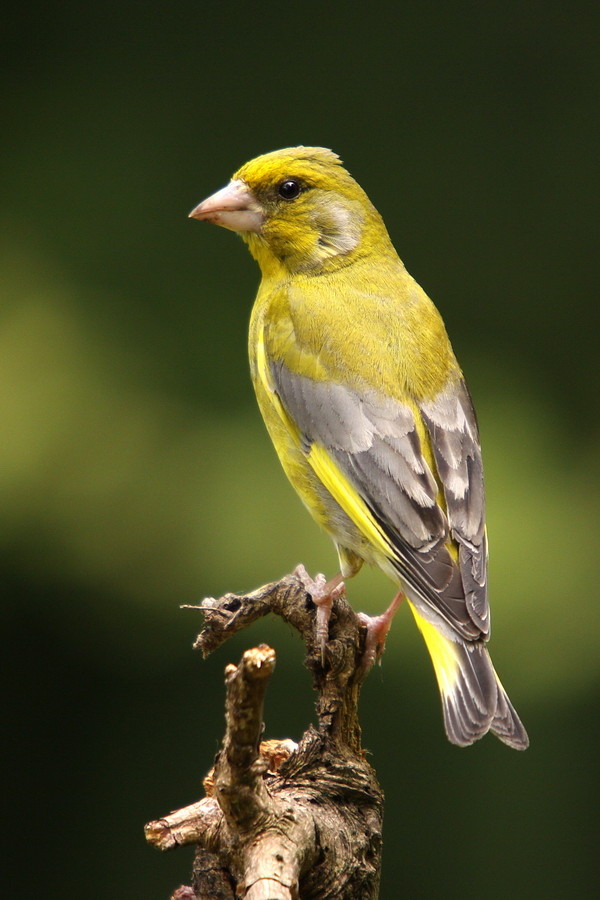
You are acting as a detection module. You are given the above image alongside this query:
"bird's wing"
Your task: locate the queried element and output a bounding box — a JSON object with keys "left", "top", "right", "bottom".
{"left": 420, "top": 380, "right": 488, "bottom": 633}
{"left": 266, "top": 352, "right": 488, "bottom": 641}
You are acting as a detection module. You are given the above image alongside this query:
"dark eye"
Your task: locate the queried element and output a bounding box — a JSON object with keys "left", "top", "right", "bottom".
{"left": 278, "top": 179, "right": 301, "bottom": 200}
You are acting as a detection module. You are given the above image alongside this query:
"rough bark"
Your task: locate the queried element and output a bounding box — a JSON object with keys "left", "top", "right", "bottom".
{"left": 145, "top": 571, "right": 384, "bottom": 899}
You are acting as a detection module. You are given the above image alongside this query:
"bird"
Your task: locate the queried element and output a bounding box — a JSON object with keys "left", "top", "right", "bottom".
{"left": 189, "top": 146, "right": 528, "bottom": 750}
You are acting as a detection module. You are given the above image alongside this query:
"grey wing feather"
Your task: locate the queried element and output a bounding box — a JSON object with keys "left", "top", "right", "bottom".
{"left": 271, "top": 361, "right": 487, "bottom": 640}
{"left": 420, "top": 379, "right": 489, "bottom": 634}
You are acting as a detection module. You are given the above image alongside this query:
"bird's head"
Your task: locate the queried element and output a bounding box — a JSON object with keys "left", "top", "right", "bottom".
{"left": 189, "top": 146, "right": 394, "bottom": 278}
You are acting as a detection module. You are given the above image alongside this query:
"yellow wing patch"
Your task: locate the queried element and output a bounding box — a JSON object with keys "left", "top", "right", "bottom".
{"left": 256, "top": 320, "right": 396, "bottom": 563}
{"left": 255, "top": 323, "right": 301, "bottom": 437}
{"left": 306, "top": 442, "right": 395, "bottom": 561}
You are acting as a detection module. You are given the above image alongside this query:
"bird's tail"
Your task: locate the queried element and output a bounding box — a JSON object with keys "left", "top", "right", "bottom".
{"left": 409, "top": 603, "right": 529, "bottom": 749}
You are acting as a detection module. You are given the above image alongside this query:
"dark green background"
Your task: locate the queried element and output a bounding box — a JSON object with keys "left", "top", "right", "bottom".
{"left": 3, "top": 2, "right": 599, "bottom": 897}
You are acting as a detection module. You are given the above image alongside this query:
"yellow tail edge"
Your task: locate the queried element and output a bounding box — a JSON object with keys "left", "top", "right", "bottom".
{"left": 408, "top": 602, "right": 529, "bottom": 749}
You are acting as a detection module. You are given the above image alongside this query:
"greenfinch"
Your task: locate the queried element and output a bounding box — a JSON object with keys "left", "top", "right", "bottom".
{"left": 190, "top": 147, "right": 528, "bottom": 750}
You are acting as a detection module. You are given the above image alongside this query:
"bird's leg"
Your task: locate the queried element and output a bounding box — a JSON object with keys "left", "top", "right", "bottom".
{"left": 358, "top": 591, "right": 405, "bottom": 672}
{"left": 294, "top": 564, "right": 346, "bottom": 664}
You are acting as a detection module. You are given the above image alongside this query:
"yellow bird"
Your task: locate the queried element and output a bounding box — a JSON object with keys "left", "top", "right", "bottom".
{"left": 190, "top": 146, "right": 528, "bottom": 749}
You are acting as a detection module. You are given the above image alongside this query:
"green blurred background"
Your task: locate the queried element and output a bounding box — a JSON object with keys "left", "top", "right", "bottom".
{"left": 3, "top": 2, "right": 599, "bottom": 897}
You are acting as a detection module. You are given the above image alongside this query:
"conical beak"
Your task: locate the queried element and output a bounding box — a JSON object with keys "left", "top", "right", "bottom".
{"left": 188, "top": 179, "right": 263, "bottom": 233}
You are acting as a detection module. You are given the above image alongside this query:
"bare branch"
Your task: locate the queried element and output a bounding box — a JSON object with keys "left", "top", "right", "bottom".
{"left": 192, "top": 572, "right": 368, "bottom": 751}
{"left": 145, "top": 798, "right": 223, "bottom": 851}
{"left": 147, "top": 572, "right": 384, "bottom": 899}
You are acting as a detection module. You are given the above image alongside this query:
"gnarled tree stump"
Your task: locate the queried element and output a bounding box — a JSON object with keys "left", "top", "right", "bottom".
{"left": 145, "top": 572, "right": 384, "bottom": 899}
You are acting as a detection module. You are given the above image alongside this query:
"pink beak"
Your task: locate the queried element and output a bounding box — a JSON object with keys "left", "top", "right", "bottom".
{"left": 188, "top": 179, "right": 263, "bottom": 233}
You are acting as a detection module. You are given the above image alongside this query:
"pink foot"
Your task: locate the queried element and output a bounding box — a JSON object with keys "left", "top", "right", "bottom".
{"left": 358, "top": 591, "right": 405, "bottom": 672}
{"left": 294, "top": 564, "right": 345, "bottom": 664}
